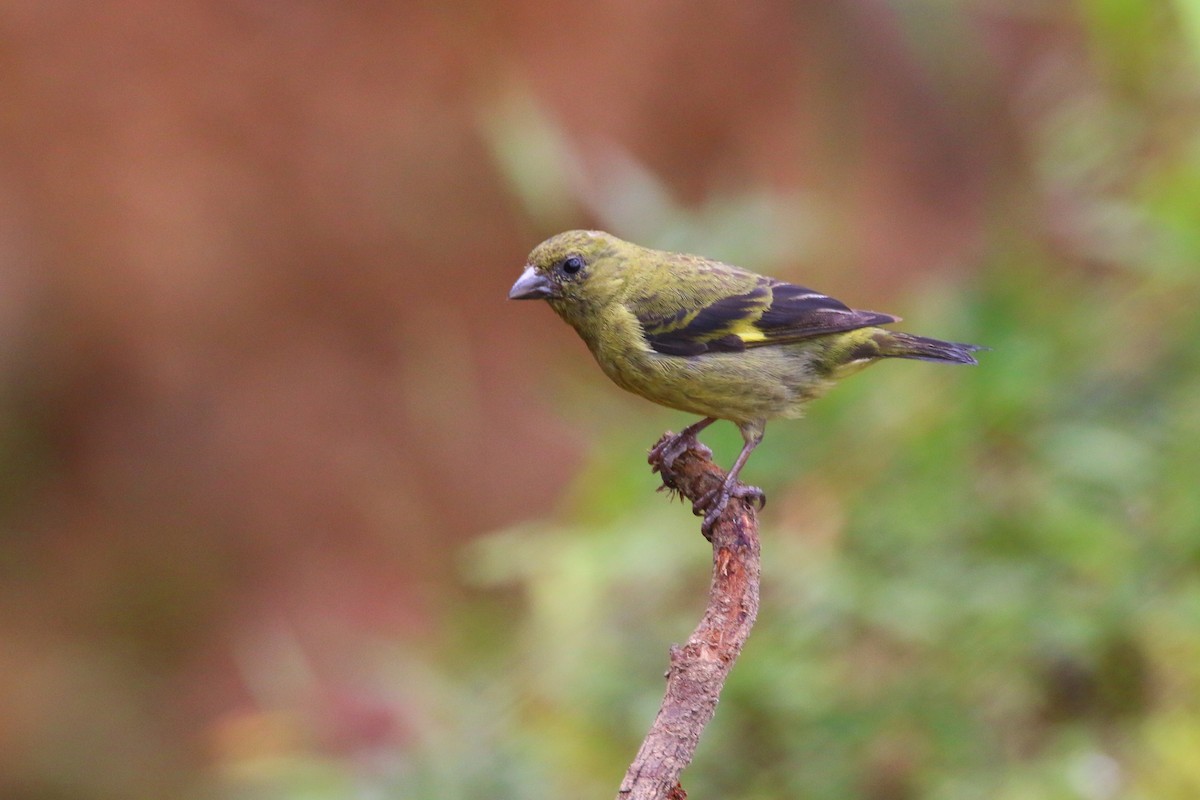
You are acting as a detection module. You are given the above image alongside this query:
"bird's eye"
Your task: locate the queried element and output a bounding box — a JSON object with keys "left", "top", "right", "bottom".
{"left": 560, "top": 255, "right": 584, "bottom": 275}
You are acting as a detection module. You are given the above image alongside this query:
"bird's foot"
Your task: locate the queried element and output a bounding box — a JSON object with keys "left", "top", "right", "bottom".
{"left": 649, "top": 430, "right": 712, "bottom": 474}
{"left": 695, "top": 482, "right": 766, "bottom": 537}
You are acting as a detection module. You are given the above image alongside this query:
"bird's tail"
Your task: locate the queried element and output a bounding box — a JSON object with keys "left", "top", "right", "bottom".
{"left": 877, "top": 332, "right": 985, "bottom": 366}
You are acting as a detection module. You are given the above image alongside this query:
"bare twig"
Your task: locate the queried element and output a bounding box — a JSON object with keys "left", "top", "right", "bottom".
{"left": 617, "top": 432, "right": 762, "bottom": 800}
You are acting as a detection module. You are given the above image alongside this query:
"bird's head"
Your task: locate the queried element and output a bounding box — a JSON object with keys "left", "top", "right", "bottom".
{"left": 508, "top": 230, "right": 631, "bottom": 320}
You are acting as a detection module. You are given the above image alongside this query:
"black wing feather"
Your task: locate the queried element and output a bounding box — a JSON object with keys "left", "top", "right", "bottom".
{"left": 758, "top": 284, "right": 851, "bottom": 325}
{"left": 748, "top": 282, "right": 897, "bottom": 346}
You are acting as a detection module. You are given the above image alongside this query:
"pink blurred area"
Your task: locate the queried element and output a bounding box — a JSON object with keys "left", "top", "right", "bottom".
{"left": 0, "top": 1, "right": 1052, "bottom": 796}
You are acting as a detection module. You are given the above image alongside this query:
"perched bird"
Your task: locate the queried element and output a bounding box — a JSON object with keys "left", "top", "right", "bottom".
{"left": 509, "top": 230, "right": 983, "bottom": 532}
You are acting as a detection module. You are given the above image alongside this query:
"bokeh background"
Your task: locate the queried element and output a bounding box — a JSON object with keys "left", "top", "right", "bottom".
{"left": 2, "top": 1, "right": 1199, "bottom": 798}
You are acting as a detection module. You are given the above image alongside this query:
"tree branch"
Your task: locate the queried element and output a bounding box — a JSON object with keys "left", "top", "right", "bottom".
{"left": 617, "top": 432, "right": 762, "bottom": 800}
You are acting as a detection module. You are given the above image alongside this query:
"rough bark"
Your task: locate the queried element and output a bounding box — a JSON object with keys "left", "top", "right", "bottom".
{"left": 617, "top": 433, "right": 762, "bottom": 800}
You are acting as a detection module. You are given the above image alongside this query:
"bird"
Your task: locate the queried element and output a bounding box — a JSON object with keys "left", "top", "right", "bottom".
{"left": 508, "top": 230, "right": 983, "bottom": 533}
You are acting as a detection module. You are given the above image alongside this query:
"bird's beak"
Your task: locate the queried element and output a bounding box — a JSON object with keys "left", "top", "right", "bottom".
{"left": 508, "top": 266, "right": 558, "bottom": 300}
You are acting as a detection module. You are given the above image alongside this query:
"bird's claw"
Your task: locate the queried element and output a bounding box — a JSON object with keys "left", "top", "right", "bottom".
{"left": 649, "top": 431, "right": 712, "bottom": 474}
{"left": 739, "top": 484, "right": 767, "bottom": 510}
{"left": 699, "top": 496, "right": 728, "bottom": 536}
{"left": 694, "top": 482, "right": 766, "bottom": 535}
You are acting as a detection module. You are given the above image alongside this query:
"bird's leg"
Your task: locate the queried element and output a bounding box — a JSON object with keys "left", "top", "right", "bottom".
{"left": 695, "top": 421, "right": 767, "bottom": 534}
{"left": 649, "top": 416, "right": 717, "bottom": 473}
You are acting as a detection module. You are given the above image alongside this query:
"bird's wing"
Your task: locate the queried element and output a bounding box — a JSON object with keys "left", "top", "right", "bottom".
{"left": 631, "top": 258, "right": 897, "bottom": 357}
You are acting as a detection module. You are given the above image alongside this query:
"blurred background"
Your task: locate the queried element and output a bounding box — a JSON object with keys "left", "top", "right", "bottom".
{"left": 2, "top": 1, "right": 1199, "bottom": 798}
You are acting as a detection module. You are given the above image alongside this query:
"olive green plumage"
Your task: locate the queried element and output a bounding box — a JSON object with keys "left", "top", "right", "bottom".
{"left": 509, "top": 230, "right": 983, "bottom": 531}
